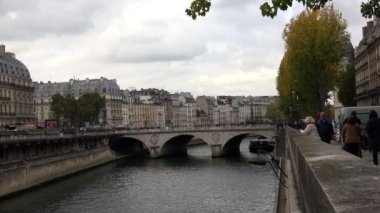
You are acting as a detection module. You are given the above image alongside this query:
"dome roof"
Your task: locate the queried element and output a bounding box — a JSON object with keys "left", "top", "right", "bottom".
{"left": 0, "top": 50, "right": 31, "bottom": 80}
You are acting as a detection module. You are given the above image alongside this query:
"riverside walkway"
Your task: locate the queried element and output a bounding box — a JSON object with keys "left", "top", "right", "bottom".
{"left": 276, "top": 127, "right": 380, "bottom": 213}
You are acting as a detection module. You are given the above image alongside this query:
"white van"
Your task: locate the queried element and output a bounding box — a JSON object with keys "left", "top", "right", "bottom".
{"left": 338, "top": 106, "right": 380, "bottom": 128}
{"left": 338, "top": 106, "right": 380, "bottom": 148}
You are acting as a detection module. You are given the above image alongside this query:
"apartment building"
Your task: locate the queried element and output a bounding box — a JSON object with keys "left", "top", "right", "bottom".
{"left": 355, "top": 18, "right": 380, "bottom": 106}
{"left": 34, "top": 77, "right": 122, "bottom": 126}
{"left": 0, "top": 45, "right": 35, "bottom": 126}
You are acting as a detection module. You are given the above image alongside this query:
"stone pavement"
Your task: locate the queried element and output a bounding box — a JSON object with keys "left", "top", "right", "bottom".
{"left": 330, "top": 140, "right": 375, "bottom": 165}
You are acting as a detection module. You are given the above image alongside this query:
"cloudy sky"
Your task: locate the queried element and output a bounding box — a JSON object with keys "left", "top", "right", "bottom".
{"left": 1, "top": 0, "right": 368, "bottom": 97}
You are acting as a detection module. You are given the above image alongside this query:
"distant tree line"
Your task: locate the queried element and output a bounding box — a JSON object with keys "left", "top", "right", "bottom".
{"left": 51, "top": 93, "right": 105, "bottom": 127}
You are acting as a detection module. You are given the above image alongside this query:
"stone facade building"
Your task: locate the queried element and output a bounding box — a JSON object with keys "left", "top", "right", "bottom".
{"left": 0, "top": 45, "right": 35, "bottom": 126}
{"left": 355, "top": 18, "right": 380, "bottom": 106}
{"left": 122, "top": 90, "right": 165, "bottom": 129}
{"left": 196, "top": 96, "right": 216, "bottom": 126}
{"left": 34, "top": 77, "right": 122, "bottom": 126}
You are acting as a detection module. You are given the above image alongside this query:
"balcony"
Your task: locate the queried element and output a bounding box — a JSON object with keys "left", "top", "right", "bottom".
{"left": 0, "top": 96, "right": 11, "bottom": 101}
{"left": 0, "top": 112, "right": 16, "bottom": 116}
{"left": 0, "top": 81, "right": 34, "bottom": 91}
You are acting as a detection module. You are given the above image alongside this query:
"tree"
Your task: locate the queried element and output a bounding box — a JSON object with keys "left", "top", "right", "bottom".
{"left": 77, "top": 93, "right": 105, "bottom": 126}
{"left": 63, "top": 95, "right": 78, "bottom": 127}
{"left": 51, "top": 93, "right": 65, "bottom": 120}
{"left": 277, "top": 6, "right": 349, "bottom": 115}
{"left": 276, "top": 51, "right": 293, "bottom": 118}
{"left": 337, "top": 64, "right": 356, "bottom": 106}
{"left": 186, "top": 0, "right": 380, "bottom": 19}
{"left": 266, "top": 101, "right": 284, "bottom": 121}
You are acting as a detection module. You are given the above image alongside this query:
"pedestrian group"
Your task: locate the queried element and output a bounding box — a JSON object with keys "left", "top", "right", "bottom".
{"left": 299, "top": 110, "right": 379, "bottom": 166}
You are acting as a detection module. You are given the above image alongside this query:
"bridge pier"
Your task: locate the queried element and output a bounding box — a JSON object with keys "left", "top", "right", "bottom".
{"left": 149, "top": 146, "right": 160, "bottom": 158}
{"left": 211, "top": 144, "right": 223, "bottom": 157}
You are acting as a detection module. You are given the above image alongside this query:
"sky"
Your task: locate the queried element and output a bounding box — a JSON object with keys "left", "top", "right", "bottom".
{"left": 1, "top": 0, "right": 368, "bottom": 97}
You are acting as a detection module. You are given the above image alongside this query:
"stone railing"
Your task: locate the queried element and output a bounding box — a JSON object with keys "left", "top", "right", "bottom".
{"left": 283, "top": 127, "right": 380, "bottom": 212}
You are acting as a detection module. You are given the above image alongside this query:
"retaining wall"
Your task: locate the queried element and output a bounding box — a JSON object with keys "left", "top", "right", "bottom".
{"left": 285, "top": 128, "right": 380, "bottom": 212}
{"left": 0, "top": 148, "right": 117, "bottom": 197}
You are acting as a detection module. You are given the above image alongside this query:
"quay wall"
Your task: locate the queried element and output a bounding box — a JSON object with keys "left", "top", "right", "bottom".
{"left": 0, "top": 147, "right": 117, "bottom": 198}
{"left": 284, "top": 128, "right": 380, "bottom": 212}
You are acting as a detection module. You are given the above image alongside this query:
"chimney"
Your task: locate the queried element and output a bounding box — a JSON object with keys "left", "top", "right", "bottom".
{"left": 6, "top": 52, "right": 15, "bottom": 58}
{"left": 0, "top": 44, "right": 5, "bottom": 56}
{"left": 374, "top": 16, "right": 380, "bottom": 26}
{"left": 367, "top": 20, "right": 374, "bottom": 31}
{"left": 363, "top": 26, "right": 368, "bottom": 38}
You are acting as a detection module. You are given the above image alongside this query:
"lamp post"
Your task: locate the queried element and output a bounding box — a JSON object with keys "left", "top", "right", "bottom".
{"left": 176, "top": 112, "right": 179, "bottom": 129}
{"left": 295, "top": 95, "right": 299, "bottom": 122}
{"left": 217, "top": 109, "right": 220, "bottom": 127}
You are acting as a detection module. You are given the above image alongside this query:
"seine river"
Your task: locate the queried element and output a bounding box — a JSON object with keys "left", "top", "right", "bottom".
{"left": 0, "top": 140, "right": 277, "bottom": 213}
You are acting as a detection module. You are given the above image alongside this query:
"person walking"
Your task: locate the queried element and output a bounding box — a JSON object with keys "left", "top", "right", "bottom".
{"left": 366, "top": 110, "right": 380, "bottom": 165}
{"left": 341, "top": 116, "right": 361, "bottom": 157}
{"left": 317, "top": 112, "right": 334, "bottom": 143}
{"left": 350, "top": 111, "right": 362, "bottom": 125}
{"left": 300, "top": 116, "right": 319, "bottom": 139}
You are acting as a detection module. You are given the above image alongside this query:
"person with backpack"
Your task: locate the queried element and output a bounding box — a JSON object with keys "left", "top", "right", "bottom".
{"left": 317, "top": 112, "right": 334, "bottom": 143}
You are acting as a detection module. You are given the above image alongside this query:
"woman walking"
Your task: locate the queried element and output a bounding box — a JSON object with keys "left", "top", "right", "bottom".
{"left": 341, "top": 116, "right": 361, "bottom": 157}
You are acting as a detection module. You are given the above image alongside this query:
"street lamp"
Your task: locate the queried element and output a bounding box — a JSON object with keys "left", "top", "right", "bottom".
{"left": 291, "top": 90, "right": 295, "bottom": 121}
{"left": 176, "top": 112, "right": 179, "bottom": 129}
{"left": 217, "top": 109, "right": 221, "bottom": 127}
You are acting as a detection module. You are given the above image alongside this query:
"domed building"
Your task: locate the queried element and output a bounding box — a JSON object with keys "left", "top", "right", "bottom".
{"left": 0, "top": 45, "right": 35, "bottom": 126}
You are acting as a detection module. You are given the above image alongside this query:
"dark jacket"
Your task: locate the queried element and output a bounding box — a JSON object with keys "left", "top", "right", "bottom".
{"left": 317, "top": 119, "right": 334, "bottom": 143}
{"left": 366, "top": 118, "right": 380, "bottom": 149}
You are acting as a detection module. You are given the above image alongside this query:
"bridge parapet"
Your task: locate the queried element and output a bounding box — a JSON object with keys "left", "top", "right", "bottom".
{"left": 283, "top": 127, "right": 380, "bottom": 212}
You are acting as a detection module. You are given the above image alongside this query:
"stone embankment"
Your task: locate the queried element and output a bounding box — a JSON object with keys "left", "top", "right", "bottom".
{"left": 0, "top": 147, "right": 118, "bottom": 198}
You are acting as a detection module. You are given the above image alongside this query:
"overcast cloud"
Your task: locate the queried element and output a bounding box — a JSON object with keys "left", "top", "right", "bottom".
{"left": 1, "top": 0, "right": 368, "bottom": 97}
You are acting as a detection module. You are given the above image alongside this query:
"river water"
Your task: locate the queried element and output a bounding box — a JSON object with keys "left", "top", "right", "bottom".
{"left": 0, "top": 140, "right": 277, "bottom": 213}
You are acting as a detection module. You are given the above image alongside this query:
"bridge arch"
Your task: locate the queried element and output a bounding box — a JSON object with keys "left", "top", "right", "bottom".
{"left": 109, "top": 136, "right": 149, "bottom": 156}
{"left": 221, "top": 133, "right": 250, "bottom": 156}
{"left": 160, "top": 134, "right": 195, "bottom": 157}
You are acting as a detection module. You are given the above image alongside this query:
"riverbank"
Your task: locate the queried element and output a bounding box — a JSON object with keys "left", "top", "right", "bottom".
{"left": 0, "top": 147, "right": 118, "bottom": 198}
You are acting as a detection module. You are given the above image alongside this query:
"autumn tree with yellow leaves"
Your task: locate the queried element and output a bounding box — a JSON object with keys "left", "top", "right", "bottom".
{"left": 277, "top": 6, "right": 350, "bottom": 117}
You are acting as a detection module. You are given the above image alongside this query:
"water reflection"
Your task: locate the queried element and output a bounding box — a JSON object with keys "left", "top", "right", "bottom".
{"left": 0, "top": 140, "right": 276, "bottom": 213}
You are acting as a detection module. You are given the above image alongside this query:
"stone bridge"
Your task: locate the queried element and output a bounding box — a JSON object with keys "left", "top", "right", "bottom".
{"left": 109, "top": 127, "right": 275, "bottom": 158}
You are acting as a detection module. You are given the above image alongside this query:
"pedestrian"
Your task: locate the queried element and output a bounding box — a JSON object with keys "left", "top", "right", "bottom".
{"left": 366, "top": 110, "right": 380, "bottom": 165}
{"left": 341, "top": 116, "right": 361, "bottom": 157}
{"left": 350, "top": 111, "right": 362, "bottom": 125}
{"left": 317, "top": 112, "right": 334, "bottom": 143}
{"left": 300, "top": 116, "right": 319, "bottom": 138}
